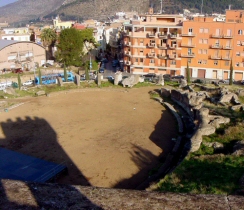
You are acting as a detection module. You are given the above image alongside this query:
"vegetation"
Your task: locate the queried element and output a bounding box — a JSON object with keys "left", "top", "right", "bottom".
{"left": 56, "top": 28, "right": 97, "bottom": 67}
{"left": 229, "top": 60, "right": 233, "bottom": 86}
{"left": 40, "top": 28, "right": 57, "bottom": 48}
{"left": 38, "top": 68, "right": 42, "bottom": 85}
{"left": 186, "top": 62, "right": 191, "bottom": 84}
{"left": 63, "top": 64, "right": 67, "bottom": 82}
{"left": 17, "top": 74, "right": 21, "bottom": 90}
{"left": 156, "top": 105, "right": 244, "bottom": 195}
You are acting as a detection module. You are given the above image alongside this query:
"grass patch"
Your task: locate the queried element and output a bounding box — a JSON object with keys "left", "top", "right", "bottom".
{"left": 133, "top": 82, "right": 156, "bottom": 88}
{"left": 157, "top": 155, "right": 244, "bottom": 195}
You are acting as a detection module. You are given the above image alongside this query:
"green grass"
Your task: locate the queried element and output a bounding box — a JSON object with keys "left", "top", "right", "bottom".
{"left": 155, "top": 100, "right": 244, "bottom": 195}
{"left": 158, "top": 155, "right": 244, "bottom": 195}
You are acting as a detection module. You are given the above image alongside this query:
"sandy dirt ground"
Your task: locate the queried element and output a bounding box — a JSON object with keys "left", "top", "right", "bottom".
{"left": 0, "top": 87, "right": 177, "bottom": 189}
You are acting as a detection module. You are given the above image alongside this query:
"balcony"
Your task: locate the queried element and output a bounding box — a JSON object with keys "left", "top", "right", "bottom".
{"left": 222, "top": 45, "right": 232, "bottom": 50}
{"left": 168, "top": 44, "right": 177, "bottom": 49}
{"left": 125, "top": 51, "right": 131, "bottom": 57}
{"left": 210, "top": 55, "right": 221, "bottom": 60}
{"left": 124, "top": 41, "right": 131, "bottom": 46}
{"left": 169, "top": 34, "right": 177, "bottom": 39}
{"left": 158, "top": 33, "right": 168, "bottom": 39}
{"left": 223, "top": 35, "right": 233, "bottom": 39}
{"left": 211, "top": 34, "right": 222, "bottom": 38}
{"left": 210, "top": 45, "right": 222, "bottom": 49}
{"left": 181, "top": 43, "right": 195, "bottom": 48}
{"left": 168, "top": 54, "right": 177, "bottom": 59}
{"left": 149, "top": 63, "right": 155, "bottom": 66}
{"left": 157, "top": 44, "right": 167, "bottom": 49}
{"left": 181, "top": 53, "right": 195, "bottom": 58}
{"left": 147, "top": 33, "right": 156, "bottom": 38}
{"left": 181, "top": 33, "right": 195, "bottom": 37}
{"left": 222, "top": 56, "right": 231, "bottom": 60}
{"left": 147, "top": 43, "right": 156, "bottom": 48}
{"left": 158, "top": 54, "right": 168, "bottom": 59}
{"left": 124, "top": 31, "right": 132, "bottom": 36}
{"left": 147, "top": 53, "right": 155, "bottom": 58}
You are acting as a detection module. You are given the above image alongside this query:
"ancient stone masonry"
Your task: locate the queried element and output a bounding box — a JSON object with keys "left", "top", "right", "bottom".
{"left": 161, "top": 86, "right": 231, "bottom": 152}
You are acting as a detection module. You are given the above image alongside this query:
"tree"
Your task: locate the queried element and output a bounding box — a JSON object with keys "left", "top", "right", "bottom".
{"left": 17, "top": 74, "right": 21, "bottom": 90}
{"left": 56, "top": 28, "right": 97, "bottom": 67}
{"left": 64, "top": 63, "right": 67, "bottom": 82}
{"left": 186, "top": 61, "right": 191, "bottom": 83}
{"left": 56, "top": 28, "right": 84, "bottom": 66}
{"left": 229, "top": 60, "right": 233, "bottom": 85}
{"left": 38, "top": 68, "right": 42, "bottom": 85}
{"left": 40, "top": 28, "right": 57, "bottom": 48}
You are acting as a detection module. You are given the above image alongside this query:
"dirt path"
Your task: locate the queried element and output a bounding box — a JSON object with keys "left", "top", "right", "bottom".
{"left": 0, "top": 87, "right": 177, "bottom": 188}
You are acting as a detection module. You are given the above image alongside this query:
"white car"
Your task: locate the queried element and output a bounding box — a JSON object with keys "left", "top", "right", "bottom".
{"left": 23, "top": 80, "right": 33, "bottom": 86}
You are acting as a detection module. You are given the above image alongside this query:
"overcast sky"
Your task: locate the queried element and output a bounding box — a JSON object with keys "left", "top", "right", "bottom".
{"left": 0, "top": 0, "right": 18, "bottom": 7}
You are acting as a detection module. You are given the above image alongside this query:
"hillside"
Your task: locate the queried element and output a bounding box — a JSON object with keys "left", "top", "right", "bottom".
{"left": 0, "top": 0, "right": 244, "bottom": 24}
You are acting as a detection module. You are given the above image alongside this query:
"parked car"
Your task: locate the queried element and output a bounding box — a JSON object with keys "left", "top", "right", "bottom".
{"left": 23, "top": 80, "right": 33, "bottom": 86}
{"left": 42, "top": 63, "right": 52, "bottom": 67}
{"left": 107, "top": 76, "right": 114, "bottom": 82}
{"left": 143, "top": 73, "right": 157, "bottom": 82}
{"left": 112, "top": 60, "right": 119, "bottom": 67}
{"left": 219, "top": 79, "right": 235, "bottom": 84}
{"left": 241, "top": 80, "right": 244, "bottom": 85}
{"left": 163, "top": 74, "right": 172, "bottom": 81}
{"left": 171, "top": 75, "right": 185, "bottom": 82}
{"left": 99, "top": 67, "right": 104, "bottom": 73}
{"left": 12, "top": 68, "right": 23, "bottom": 74}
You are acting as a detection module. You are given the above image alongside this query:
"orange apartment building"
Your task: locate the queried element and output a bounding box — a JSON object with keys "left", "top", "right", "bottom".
{"left": 123, "top": 7, "right": 183, "bottom": 75}
{"left": 182, "top": 10, "right": 244, "bottom": 81}
{"left": 123, "top": 8, "right": 244, "bottom": 82}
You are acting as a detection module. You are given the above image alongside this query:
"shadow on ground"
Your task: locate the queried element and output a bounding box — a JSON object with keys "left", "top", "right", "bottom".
{"left": 113, "top": 109, "right": 177, "bottom": 189}
{"left": 0, "top": 116, "right": 102, "bottom": 209}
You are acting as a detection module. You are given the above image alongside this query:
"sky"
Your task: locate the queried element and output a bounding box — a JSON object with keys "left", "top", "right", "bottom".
{"left": 0, "top": 0, "right": 18, "bottom": 7}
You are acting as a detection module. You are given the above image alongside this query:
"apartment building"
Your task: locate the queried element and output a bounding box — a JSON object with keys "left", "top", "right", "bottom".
{"left": 123, "top": 8, "right": 244, "bottom": 81}
{"left": 123, "top": 7, "right": 183, "bottom": 75}
{"left": 181, "top": 10, "right": 244, "bottom": 81}
{"left": 1, "top": 27, "right": 30, "bottom": 41}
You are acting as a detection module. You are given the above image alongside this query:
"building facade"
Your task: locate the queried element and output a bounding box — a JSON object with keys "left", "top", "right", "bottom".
{"left": 0, "top": 40, "right": 46, "bottom": 70}
{"left": 123, "top": 8, "right": 244, "bottom": 81}
{"left": 1, "top": 27, "right": 30, "bottom": 41}
{"left": 181, "top": 10, "right": 244, "bottom": 81}
{"left": 123, "top": 7, "right": 183, "bottom": 75}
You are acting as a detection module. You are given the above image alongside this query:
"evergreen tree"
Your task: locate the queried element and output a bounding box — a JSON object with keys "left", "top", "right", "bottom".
{"left": 17, "top": 73, "right": 21, "bottom": 90}
{"left": 229, "top": 60, "right": 233, "bottom": 85}
{"left": 38, "top": 68, "right": 42, "bottom": 85}
{"left": 40, "top": 28, "right": 57, "bottom": 48}
{"left": 186, "top": 61, "right": 191, "bottom": 83}
{"left": 64, "top": 63, "right": 68, "bottom": 82}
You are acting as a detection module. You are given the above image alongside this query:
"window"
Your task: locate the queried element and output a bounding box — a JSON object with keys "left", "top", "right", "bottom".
{"left": 199, "top": 28, "right": 204, "bottom": 33}
{"left": 225, "top": 61, "right": 229, "bottom": 66}
{"left": 189, "top": 28, "right": 193, "bottom": 33}
{"left": 198, "top": 60, "right": 202, "bottom": 64}
{"left": 150, "top": 59, "right": 155, "bottom": 63}
{"left": 214, "top": 61, "right": 218, "bottom": 65}
{"left": 204, "top": 28, "right": 209, "bottom": 33}
{"left": 140, "top": 58, "right": 143, "bottom": 62}
{"left": 203, "top": 49, "right": 207, "bottom": 54}
{"left": 188, "top": 59, "right": 191, "bottom": 64}
{"left": 203, "top": 60, "right": 207, "bottom": 64}
{"left": 238, "top": 30, "right": 243, "bottom": 35}
{"left": 203, "top": 39, "right": 208, "bottom": 44}
{"left": 199, "top": 39, "right": 203, "bottom": 44}
{"left": 140, "top": 49, "right": 143, "bottom": 53}
{"left": 236, "top": 52, "right": 240, "bottom": 56}
{"left": 236, "top": 62, "right": 240, "bottom": 67}
{"left": 171, "top": 60, "right": 176, "bottom": 65}
{"left": 237, "top": 41, "right": 241, "bottom": 46}
{"left": 135, "top": 58, "right": 138, "bottom": 62}
{"left": 198, "top": 49, "right": 202, "bottom": 54}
